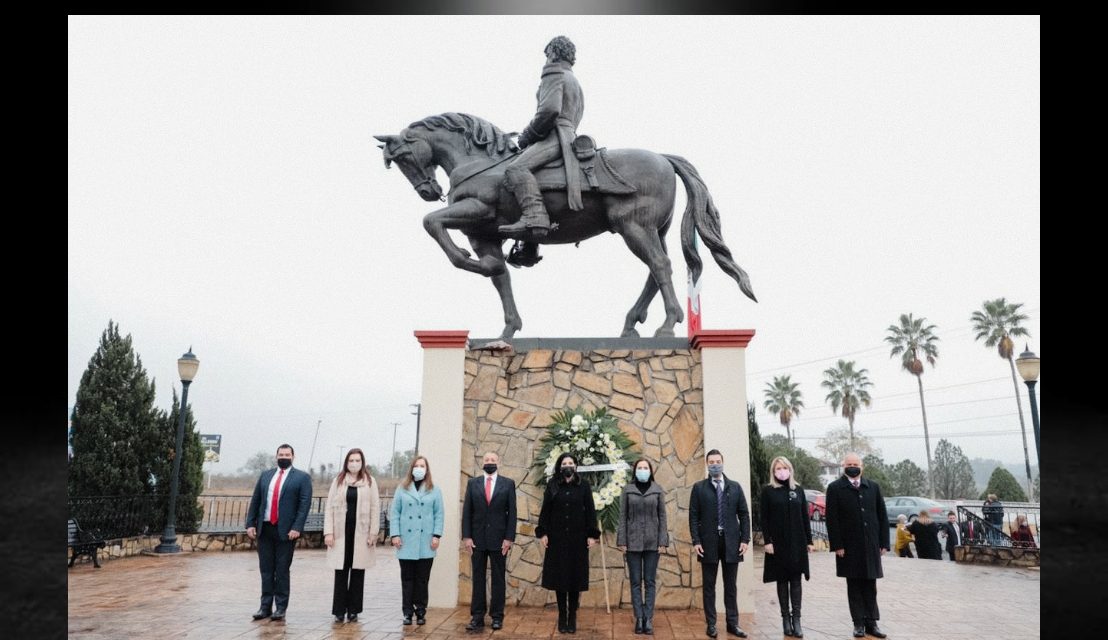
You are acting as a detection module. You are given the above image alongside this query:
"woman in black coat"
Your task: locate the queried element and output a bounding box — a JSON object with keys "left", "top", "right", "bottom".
{"left": 761, "top": 456, "right": 814, "bottom": 638}
{"left": 905, "top": 512, "right": 943, "bottom": 560}
{"left": 536, "top": 453, "right": 601, "bottom": 634}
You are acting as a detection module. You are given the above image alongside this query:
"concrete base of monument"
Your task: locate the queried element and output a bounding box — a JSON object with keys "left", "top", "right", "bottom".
{"left": 415, "top": 330, "right": 755, "bottom": 614}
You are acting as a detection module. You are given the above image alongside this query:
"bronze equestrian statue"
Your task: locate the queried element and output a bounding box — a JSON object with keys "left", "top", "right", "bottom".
{"left": 375, "top": 37, "right": 756, "bottom": 340}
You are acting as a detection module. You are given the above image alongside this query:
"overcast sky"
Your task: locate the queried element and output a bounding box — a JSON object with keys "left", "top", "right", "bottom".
{"left": 68, "top": 15, "right": 1040, "bottom": 478}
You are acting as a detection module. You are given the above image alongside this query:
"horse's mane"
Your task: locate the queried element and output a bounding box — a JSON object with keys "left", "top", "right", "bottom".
{"left": 406, "top": 112, "right": 515, "bottom": 158}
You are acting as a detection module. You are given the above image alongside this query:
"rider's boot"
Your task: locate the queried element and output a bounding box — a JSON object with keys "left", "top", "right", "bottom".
{"left": 500, "top": 171, "right": 554, "bottom": 239}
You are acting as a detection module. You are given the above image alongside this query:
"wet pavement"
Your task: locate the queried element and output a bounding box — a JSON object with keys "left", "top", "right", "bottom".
{"left": 68, "top": 547, "right": 1038, "bottom": 639}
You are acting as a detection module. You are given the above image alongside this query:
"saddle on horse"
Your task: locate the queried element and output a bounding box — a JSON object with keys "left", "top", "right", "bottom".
{"left": 528, "top": 135, "right": 637, "bottom": 196}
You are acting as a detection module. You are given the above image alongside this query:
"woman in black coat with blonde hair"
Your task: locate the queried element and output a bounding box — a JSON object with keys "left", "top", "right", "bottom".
{"left": 536, "top": 452, "right": 601, "bottom": 634}
{"left": 761, "top": 456, "right": 814, "bottom": 638}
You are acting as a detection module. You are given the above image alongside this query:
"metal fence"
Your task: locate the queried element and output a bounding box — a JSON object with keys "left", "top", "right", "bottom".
{"left": 196, "top": 493, "right": 394, "bottom": 535}
{"left": 68, "top": 495, "right": 164, "bottom": 541}
{"left": 957, "top": 503, "right": 1040, "bottom": 548}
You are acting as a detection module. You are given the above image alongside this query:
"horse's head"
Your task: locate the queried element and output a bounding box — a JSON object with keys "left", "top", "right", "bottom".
{"left": 374, "top": 131, "right": 444, "bottom": 202}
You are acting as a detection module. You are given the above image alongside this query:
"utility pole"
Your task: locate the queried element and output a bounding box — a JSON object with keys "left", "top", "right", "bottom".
{"left": 307, "top": 419, "right": 322, "bottom": 478}
{"left": 390, "top": 422, "right": 402, "bottom": 477}
{"left": 410, "top": 403, "right": 422, "bottom": 454}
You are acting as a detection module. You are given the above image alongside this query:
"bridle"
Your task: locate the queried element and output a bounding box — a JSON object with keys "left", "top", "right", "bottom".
{"left": 382, "top": 139, "right": 445, "bottom": 202}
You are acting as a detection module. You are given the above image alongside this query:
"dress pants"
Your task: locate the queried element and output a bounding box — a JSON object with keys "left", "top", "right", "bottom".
{"left": 257, "top": 522, "right": 296, "bottom": 611}
{"left": 845, "top": 578, "right": 880, "bottom": 624}
{"left": 627, "top": 550, "right": 660, "bottom": 621}
{"left": 700, "top": 532, "right": 739, "bottom": 626}
{"left": 400, "top": 558, "right": 434, "bottom": 616}
{"left": 332, "top": 518, "right": 365, "bottom": 616}
{"left": 471, "top": 548, "right": 507, "bottom": 620}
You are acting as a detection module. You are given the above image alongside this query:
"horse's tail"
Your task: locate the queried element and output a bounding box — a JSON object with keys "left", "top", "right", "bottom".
{"left": 663, "top": 154, "right": 757, "bottom": 303}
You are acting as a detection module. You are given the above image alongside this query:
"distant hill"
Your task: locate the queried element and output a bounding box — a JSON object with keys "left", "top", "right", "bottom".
{"left": 969, "top": 458, "right": 1038, "bottom": 495}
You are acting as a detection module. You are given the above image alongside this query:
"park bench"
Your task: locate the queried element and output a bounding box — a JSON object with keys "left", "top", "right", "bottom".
{"left": 68, "top": 518, "right": 106, "bottom": 568}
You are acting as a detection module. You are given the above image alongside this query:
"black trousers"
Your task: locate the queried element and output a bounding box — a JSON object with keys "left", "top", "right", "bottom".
{"left": 555, "top": 590, "right": 581, "bottom": 612}
{"left": 471, "top": 548, "right": 507, "bottom": 620}
{"left": 400, "top": 558, "right": 434, "bottom": 616}
{"left": 333, "top": 568, "right": 365, "bottom": 616}
{"left": 700, "top": 533, "right": 739, "bottom": 626}
{"left": 257, "top": 522, "right": 296, "bottom": 611}
{"left": 845, "top": 578, "right": 880, "bottom": 624}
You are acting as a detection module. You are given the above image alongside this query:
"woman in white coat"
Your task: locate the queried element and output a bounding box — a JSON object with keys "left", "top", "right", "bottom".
{"left": 324, "top": 448, "right": 380, "bottom": 623}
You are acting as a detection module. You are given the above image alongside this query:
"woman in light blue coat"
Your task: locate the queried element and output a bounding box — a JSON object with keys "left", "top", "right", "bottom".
{"left": 389, "top": 455, "right": 444, "bottom": 626}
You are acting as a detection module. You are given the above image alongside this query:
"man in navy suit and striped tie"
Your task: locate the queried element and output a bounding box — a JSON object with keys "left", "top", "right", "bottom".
{"left": 245, "top": 443, "right": 313, "bottom": 621}
{"left": 462, "top": 451, "right": 518, "bottom": 631}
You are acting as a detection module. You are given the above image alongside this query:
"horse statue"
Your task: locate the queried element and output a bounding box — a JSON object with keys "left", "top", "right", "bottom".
{"left": 375, "top": 112, "right": 756, "bottom": 340}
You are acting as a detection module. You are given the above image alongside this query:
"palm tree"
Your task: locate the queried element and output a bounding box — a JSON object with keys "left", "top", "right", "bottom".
{"left": 885, "top": 313, "right": 940, "bottom": 498}
{"left": 763, "top": 375, "right": 804, "bottom": 448}
{"left": 971, "top": 297, "right": 1033, "bottom": 498}
{"left": 821, "top": 360, "right": 874, "bottom": 450}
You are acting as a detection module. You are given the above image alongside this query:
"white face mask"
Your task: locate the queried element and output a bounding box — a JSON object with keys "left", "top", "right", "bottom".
{"left": 412, "top": 467, "right": 427, "bottom": 481}
{"left": 347, "top": 461, "right": 362, "bottom": 473}
{"left": 774, "top": 469, "right": 791, "bottom": 481}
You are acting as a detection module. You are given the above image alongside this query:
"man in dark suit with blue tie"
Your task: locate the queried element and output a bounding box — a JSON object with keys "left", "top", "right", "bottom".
{"left": 689, "top": 449, "right": 750, "bottom": 639}
{"left": 462, "top": 451, "right": 518, "bottom": 631}
{"left": 245, "top": 443, "right": 313, "bottom": 621}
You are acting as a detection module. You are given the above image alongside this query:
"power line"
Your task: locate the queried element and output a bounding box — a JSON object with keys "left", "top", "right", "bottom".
{"left": 795, "top": 428, "right": 1021, "bottom": 441}
{"left": 747, "top": 307, "right": 1039, "bottom": 377}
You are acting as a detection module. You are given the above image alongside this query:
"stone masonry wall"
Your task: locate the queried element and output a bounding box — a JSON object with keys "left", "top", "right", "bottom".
{"left": 459, "top": 347, "right": 706, "bottom": 609}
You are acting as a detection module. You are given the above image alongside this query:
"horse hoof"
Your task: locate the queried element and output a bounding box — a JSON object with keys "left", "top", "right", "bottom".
{"left": 621, "top": 328, "right": 640, "bottom": 338}
{"left": 653, "top": 328, "right": 676, "bottom": 338}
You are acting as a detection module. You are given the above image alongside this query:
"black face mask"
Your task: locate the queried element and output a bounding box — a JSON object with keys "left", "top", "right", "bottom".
{"left": 844, "top": 466, "right": 861, "bottom": 478}
{"left": 483, "top": 463, "right": 498, "bottom": 475}
{"left": 561, "top": 466, "right": 575, "bottom": 479}
{"left": 277, "top": 458, "right": 292, "bottom": 470}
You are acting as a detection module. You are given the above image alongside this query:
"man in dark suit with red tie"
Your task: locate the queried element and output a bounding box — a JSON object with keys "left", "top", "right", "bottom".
{"left": 462, "top": 451, "right": 518, "bottom": 631}
{"left": 245, "top": 444, "right": 313, "bottom": 621}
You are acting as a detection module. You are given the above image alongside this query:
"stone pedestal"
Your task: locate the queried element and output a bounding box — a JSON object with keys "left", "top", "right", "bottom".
{"left": 414, "top": 331, "right": 755, "bottom": 612}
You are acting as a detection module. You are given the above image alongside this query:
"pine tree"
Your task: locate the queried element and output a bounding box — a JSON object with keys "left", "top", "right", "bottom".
{"left": 862, "top": 454, "right": 892, "bottom": 492}
{"left": 979, "top": 466, "right": 1028, "bottom": 502}
{"left": 68, "top": 321, "right": 162, "bottom": 497}
{"left": 888, "top": 459, "right": 928, "bottom": 496}
{"left": 747, "top": 403, "right": 769, "bottom": 529}
{"left": 931, "top": 439, "right": 977, "bottom": 499}
{"left": 153, "top": 388, "right": 204, "bottom": 531}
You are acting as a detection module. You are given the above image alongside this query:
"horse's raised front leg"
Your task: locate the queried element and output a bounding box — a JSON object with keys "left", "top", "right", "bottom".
{"left": 468, "top": 236, "right": 523, "bottom": 340}
{"left": 422, "top": 199, "right": 505, "bottom": 276}
{"left": 616, "top": 222, "right": 684, "bottom": 338}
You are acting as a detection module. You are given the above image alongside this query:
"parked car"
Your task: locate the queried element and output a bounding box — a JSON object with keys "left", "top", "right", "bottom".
{"left": 884, "top": 496, "right": 947, "bottom": 525}
{"left": 805, "top": 489, "right": 826, "bottom": 521}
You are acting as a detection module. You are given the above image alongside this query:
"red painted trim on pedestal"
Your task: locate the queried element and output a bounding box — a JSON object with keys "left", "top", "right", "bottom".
{"left": 690, "top": 329, "right": 756, "bottom": 350}
{"left": 414, "top": 330, "right": 470, "bottom": 349}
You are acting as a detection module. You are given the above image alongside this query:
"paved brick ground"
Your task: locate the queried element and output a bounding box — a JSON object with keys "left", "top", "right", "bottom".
{"left": 68, "top": 547, "right": 1038, "bottom": 639}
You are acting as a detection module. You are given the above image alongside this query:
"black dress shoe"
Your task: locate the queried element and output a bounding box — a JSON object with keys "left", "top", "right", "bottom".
{"left": 334, "top": 615, "right": 345, "bottom": 623}
{"left": 466, "top": 617, "right": 484, "bottom": 631}
{"left": 706, "top": 624, "right": 718, "bottom": 638}
{"left": 347, "top": 613, "right": 358, "bottom": 623}
{"left": 644, "top": 618, "right": 654, "bottom": 635}
{"left": 725, "top": 623, "right": 747, "bottom": 637}
{"left": 865, "top": 621, "right": 887, "bottom": 638}
{"left": 252, "top": 607, "right": 272, "bottom": 620}
{"left": 403, "top": 615, "right": 413, "bottom": 625}
{"left": 635, "top": 617, "right": 644, "bottom": 634}
{"left": 491, "top": 619, "right": 503, "bottom": 630}
{"left": 852, "top": 624, "right": 865, "bottom": 638}
{"left": 270, "top": 609, "right": 286, "bottom": 621}
{"left": 417, "top": 614, "right": 427, "bottom": 625}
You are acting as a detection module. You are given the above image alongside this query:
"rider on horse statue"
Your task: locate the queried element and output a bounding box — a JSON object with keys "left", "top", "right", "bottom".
{"left": 501, "top": 35, "right": 585, "bottom": 265}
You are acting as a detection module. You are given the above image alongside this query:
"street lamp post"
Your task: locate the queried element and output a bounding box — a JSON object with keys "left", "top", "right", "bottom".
{"left": 1015, "top": 345, "right": 1040, "bottom": 479}
{"left": 156, "top": 348, "right": 199, "bottom": 554}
